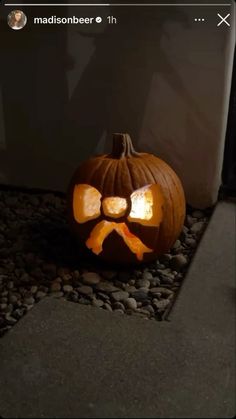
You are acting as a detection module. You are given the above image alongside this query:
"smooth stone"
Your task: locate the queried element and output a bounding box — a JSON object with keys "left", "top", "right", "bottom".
{"left": 63, "top": 285, "right": 73, "bottom": 293}
{"left": 5, "top": 314, "right": 17, "bottom": 325}
{"left": 36, "top": 291, "right": 47, "bottom": 300}
{"left": 113, "top": 309, "right": 124, "bottom": 314}
{"left": 77, "top": 285, "right": 93, "bottom": 295}
{"left": 97, "top": 292, "right": 110, "bottom": 301}
{"left": 50, "top": 282, "right": 61, "bottom": 293}
{"left": 185, "top": 237, "right": 197, "bottom": 248}
{"left": 186, "top": 215, "right": 196, "bottom": 227}
{"left": 190, "top": 221, "right": 205, "bottom": 235}
{"left": 23, "top": 297, "right": 35, "bottom": 306}
{"left": 137, "top": 308, "right": 151, "bottom": 317}
{"left": 142, "top": 271, "right": 153, "bottom": 281}
{"left": 156, "top": 263, "right": 166, "bottom": 270}
{"left": 92, "top": 299, "right": 104, "bottom": 308}
{"left": 130, "top": 288, "right": 149, "bottom": 302}
{"left": 172, "top": 245, "right": 185, "bottom": 255}
{"left": 142, "top": 304, "right": 155, "bottom": 314}
{"left": 124, "top": 285, "right": 137, "bottom": 293}
{"left": 78, "top": 297, "right": 90, "bottom": 305}
{"left": 128, "top": 279, "right": 136, "bottom": 285}
{"left": 81, "top": 272, "right": 102, "bottom": 285}
{"left": 159, "top": 268, "right": 172, "bottom": 275}
{"left": 123, "top": 297, "right": 137, "bottom": 310}
{"left": 149, "top": 277, "right": 161, "bottom": 287}
{"left": 149, "top": 287, "right": 173, "bottom": 296}
{"left": 30, "top": 285, "right": 38, "bottom": 294}
{"left": 96, "top": 282, "right": 119, "bottom": 293}
{"left": 136, "top": 279, "right": 150, "bottom": 289}
{"left": 160, "top": 276, "right": 174, "bottom": 285}
{"left": 7, "top": 281, "right": 14, "bottom": 289}
{"left": 111, "top": 291, "right": 129, "bottom": 302}
{"left": 104, "top": 303, "right": 113, "bottom": 312}
{"left": 170, "top": 255, "right": 188, "bottom": 271}
{"left": 113, "top": 302, "right": 125, "bottom": 311}
{"left": 152, "top": 299, "right": 170, "bottom": 310}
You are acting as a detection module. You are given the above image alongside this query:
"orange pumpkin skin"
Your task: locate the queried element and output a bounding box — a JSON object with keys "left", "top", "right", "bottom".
{"left": 67, "top": 133, "right": 186, "bottom": 265}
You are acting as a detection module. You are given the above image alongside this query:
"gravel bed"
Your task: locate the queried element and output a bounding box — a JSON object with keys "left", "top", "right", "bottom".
{"left": 0, "top": 187, "right": 213, "bottom": 336}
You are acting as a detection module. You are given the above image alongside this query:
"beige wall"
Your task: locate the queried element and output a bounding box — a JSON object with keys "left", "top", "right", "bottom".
{"left": 0, "top": 2, "right": 235, "bottom": 208}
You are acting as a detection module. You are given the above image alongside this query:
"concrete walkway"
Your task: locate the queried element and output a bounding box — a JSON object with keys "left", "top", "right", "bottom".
{"left": 0, "top": 201, "right": 235, "bottom": 418}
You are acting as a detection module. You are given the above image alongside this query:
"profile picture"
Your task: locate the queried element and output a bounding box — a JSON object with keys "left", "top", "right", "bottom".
{"left": 7, "top": 10, "right": 27, "bottom": 30}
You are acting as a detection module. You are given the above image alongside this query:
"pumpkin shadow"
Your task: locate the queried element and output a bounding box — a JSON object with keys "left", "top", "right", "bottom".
{"left": 63, "top": 6, "right": 191, "bottom": 164}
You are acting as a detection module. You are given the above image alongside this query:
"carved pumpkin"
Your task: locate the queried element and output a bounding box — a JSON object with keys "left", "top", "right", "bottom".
{"left": 68, "top": 133, "right": 185, "bottom": 265}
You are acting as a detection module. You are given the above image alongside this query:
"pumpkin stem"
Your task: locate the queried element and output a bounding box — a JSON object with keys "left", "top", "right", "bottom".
{"left": 111, "top": 133, "right": 141, "bottom": 158}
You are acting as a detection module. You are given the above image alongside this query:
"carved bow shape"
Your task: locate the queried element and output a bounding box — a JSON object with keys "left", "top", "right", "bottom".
{"left": 73, "top": 184, "right": 164, "bottom": 261}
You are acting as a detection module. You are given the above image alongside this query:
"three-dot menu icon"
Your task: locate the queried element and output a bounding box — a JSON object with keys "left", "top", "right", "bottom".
{"left": 194, "top": 18, "right": 205, "bottom": 23}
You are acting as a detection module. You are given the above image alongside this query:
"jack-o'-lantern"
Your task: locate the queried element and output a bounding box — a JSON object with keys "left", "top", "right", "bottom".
{"left": 68, "top": 133, "right": 185, "bottom": 265}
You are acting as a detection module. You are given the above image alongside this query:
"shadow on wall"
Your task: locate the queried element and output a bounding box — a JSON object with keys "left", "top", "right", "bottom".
{"left": 0, "top": 5, "right": 69, "bottom": 188}
{"left": 0, "top": 5, "right": 213, "bottom": 194}
{"left": 64, "top": 7, "right": 191, "bottom": 167}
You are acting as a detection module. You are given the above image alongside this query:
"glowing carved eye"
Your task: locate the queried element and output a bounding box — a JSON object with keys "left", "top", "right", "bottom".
{"left": 102, "top": 197, "right": 127, "bottom": 218}
{"left": 73, "top": 184, "right": 101, "bottom": 223}
{"left": 128, "top": 184, "right": 164, "bottom": 226}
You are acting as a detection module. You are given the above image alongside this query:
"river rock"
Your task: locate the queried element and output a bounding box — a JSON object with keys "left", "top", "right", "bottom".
{"left": 170, "top": 254, "right": 188, "bottom": 271}
{"left": 82, "top": 272, "right": 102, "bottom": 285}
{"left": 111, "top": 291, "right": 129, "bottom": 302}
{"left": 123, "top": 297, "right": 137, "bottom": 310}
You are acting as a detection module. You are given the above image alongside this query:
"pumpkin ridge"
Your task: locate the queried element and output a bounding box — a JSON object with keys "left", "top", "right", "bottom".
{"left": 113, "top": 160, "right": 120, "bottom": 196}
{"left": 101, "top": 159, "right": 115, "bottom": 195}
{"left": 163, "top": 162, "right": 185, "bottom": 226}
{"left": 126, "top": 157, "right": 153, "bottom": 190}
{"left": 91, "top": 158, "right": 113, "bottom": 194}
{"left": 125, "top": 157, "right": 136, "bottom": 193}
{"left": 84, "top": 157, "right": 106, "bottom": 186}
{"left": 138, "top": 157, "right": 158, "bottom": 185}
{"left": 102, "top": 158, "right": 117, "bottom": 196}
{"left": 147, "top": 158, "right": 175, "bottom": 247}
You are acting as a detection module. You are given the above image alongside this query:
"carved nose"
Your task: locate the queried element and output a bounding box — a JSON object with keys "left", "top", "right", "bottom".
{"left": 102, "top": 197, "right": 128, "bottom": 219}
